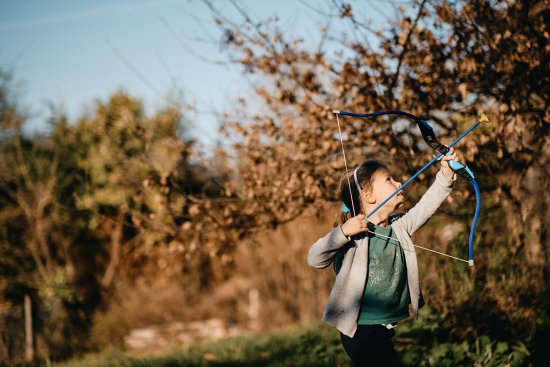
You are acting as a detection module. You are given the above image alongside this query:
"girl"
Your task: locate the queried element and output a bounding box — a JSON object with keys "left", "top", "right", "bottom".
{"left": 307, "top": 149, "right": 461, "bottom": 366}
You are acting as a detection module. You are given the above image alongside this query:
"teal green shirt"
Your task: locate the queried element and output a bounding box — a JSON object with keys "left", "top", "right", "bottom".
{"left": 357, "top": 223, "right": 410, "bottom": 324}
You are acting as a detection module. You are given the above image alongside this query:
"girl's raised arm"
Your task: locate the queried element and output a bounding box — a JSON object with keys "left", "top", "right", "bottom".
{"left": 395, "top": 169, "right": 455, "bottom": 235}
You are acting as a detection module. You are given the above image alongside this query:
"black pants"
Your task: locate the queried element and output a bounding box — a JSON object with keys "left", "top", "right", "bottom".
{"left": 340, "top": 324, "right": 403, "bottom": 367}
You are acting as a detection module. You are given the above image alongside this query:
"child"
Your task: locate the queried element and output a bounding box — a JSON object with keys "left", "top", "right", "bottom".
{"left": 307, "top": 149, "right": 461, "bottom": 366}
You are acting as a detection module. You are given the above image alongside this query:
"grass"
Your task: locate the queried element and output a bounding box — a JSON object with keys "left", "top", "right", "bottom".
{"left": 45, "top": 310, "right": 531, "bottom": 367}
{"left": 52, "top": 322, "right": 351, "bottom": 367}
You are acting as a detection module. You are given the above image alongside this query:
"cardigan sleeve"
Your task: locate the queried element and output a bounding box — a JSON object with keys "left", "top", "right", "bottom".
{"left": 394, "top": 169, "right": 455, "bottom": 235}
{"left": 307, "top": 225, "right": 351, "bottom": 269}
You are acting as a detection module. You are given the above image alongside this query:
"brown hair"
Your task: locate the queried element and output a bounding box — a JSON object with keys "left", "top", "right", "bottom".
{"left": 335, "top": 160, "right": 387, "bottom": 226}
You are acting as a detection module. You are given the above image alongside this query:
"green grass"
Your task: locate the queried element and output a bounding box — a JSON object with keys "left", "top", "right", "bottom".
{"left": 48, "top": 312, "right": 531, "bottom": 367}
{"left": 52, "top": 322, "right": 351, "bottom": 367}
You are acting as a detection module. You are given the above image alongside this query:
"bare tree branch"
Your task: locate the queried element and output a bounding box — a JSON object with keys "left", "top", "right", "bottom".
{"left": 389, "top": 0, "right": 427, "bottom": 98}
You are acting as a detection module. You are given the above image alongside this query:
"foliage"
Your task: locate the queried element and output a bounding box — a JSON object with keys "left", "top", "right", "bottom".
{"left": 203, "top": 0, "right": 549, "bottom": 263}
{"left": 51, "top": 323, "right": 350, "bottom": 367}
{"left": 396, "top": 308, "right": 530, "bottom": 366}
{"left": 0, "top": 86, "right": 232, "bottom": 360}
{"left": 52, "top": 318, "right": 531, "bottom": 367}
{"left": 89, "top": 310, "right": 131, "bottom": 351}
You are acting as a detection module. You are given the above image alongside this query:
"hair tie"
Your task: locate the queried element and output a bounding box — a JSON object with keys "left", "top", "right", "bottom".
{"left": 341, "top": 203, "right": 350, "bottom": 213}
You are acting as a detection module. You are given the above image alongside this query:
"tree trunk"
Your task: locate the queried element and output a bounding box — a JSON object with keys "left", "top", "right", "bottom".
{"left": 522, "top": 165, "right": 546, "bottom": 269}
{"left": 101, "top": 213, "right": 124, "bottom": 289}
{"left": 24, "top": 295, "right": 33, "bottom": 363}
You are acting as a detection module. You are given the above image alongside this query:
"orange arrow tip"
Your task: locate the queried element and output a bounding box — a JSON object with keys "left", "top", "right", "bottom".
{"left": 479, "top": 113, "right": 489, "bottom": 123}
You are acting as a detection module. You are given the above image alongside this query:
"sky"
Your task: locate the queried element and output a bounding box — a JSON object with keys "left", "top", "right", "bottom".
{"left": 0, "top": 0, "right": 397, "bottom": 150}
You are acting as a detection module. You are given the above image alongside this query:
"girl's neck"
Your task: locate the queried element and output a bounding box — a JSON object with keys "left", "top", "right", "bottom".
{"left": 366, "top": 211, "right": 389, "bottom": 227}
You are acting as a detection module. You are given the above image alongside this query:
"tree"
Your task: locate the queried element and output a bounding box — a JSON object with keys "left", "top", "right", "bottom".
{"left": 0, "top": 87, "right": 236, "bottom": 360}
{"left": 201, "top": 0, "right": 548, "bottom": 339}
{"left": 58, "top": 92, "right": 237, "bottom": 290}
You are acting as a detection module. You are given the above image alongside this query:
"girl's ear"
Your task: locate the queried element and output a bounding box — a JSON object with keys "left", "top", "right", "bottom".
{"left": 363, "top": 187, "right": 376, "bottom": 204}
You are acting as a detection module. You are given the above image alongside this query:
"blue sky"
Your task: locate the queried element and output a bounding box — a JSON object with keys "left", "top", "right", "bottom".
{"left": 0, "top": 0, "right": 397, "bottom": 150}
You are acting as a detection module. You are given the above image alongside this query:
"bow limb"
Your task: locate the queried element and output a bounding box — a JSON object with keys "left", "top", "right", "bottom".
{"left": 469, "top": 178, "right": 481, "bottom": 266}
{"left": 333, "top": 109, "right": 450, "bottom": 155}
{"left": 448, "top": 157, "right": 481, "bottom": 266}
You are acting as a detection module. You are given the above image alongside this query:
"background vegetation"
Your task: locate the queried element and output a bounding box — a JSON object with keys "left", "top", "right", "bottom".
{"left": 52, "top": 312, "right": 531, "bottom": 367}
{"left": 1, "top": 0, "right": 548, "bottom": 365}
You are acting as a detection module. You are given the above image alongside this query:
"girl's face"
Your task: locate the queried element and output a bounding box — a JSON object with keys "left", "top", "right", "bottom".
{"left": 366, "top": 168, "right": 405, "bottom": 210}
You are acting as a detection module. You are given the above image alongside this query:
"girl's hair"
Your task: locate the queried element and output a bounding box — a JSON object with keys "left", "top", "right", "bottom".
{"left": 334, "top": 160, "right": 387, "bottom": 226}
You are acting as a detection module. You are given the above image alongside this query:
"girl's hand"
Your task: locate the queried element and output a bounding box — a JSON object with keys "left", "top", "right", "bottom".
{"left": 440, "top": 147, "right": 462, "bottom": 179}
{"left": 341, "top": 214, "right": 369, "bottom": 237}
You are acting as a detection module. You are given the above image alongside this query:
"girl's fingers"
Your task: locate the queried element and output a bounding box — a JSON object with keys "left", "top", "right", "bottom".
{"left": 441, "top": 150, "right": 460, "bottom": 162}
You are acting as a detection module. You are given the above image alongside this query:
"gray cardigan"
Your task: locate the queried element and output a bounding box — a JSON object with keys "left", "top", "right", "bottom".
{"left": 307, "top": 170, "right": 455, "bottom": 337}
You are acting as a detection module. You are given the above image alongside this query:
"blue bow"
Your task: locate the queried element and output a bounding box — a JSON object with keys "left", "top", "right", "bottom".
{"left": 334, "top": 110, "right": 488, "bottom": 266}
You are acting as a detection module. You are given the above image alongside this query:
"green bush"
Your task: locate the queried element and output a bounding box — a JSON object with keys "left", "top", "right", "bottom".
{"left": 396, "top": 308, "right": 530, "bottom": 367}
{"left": 89, "top": 311, "right": 131, "bottom": 351}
